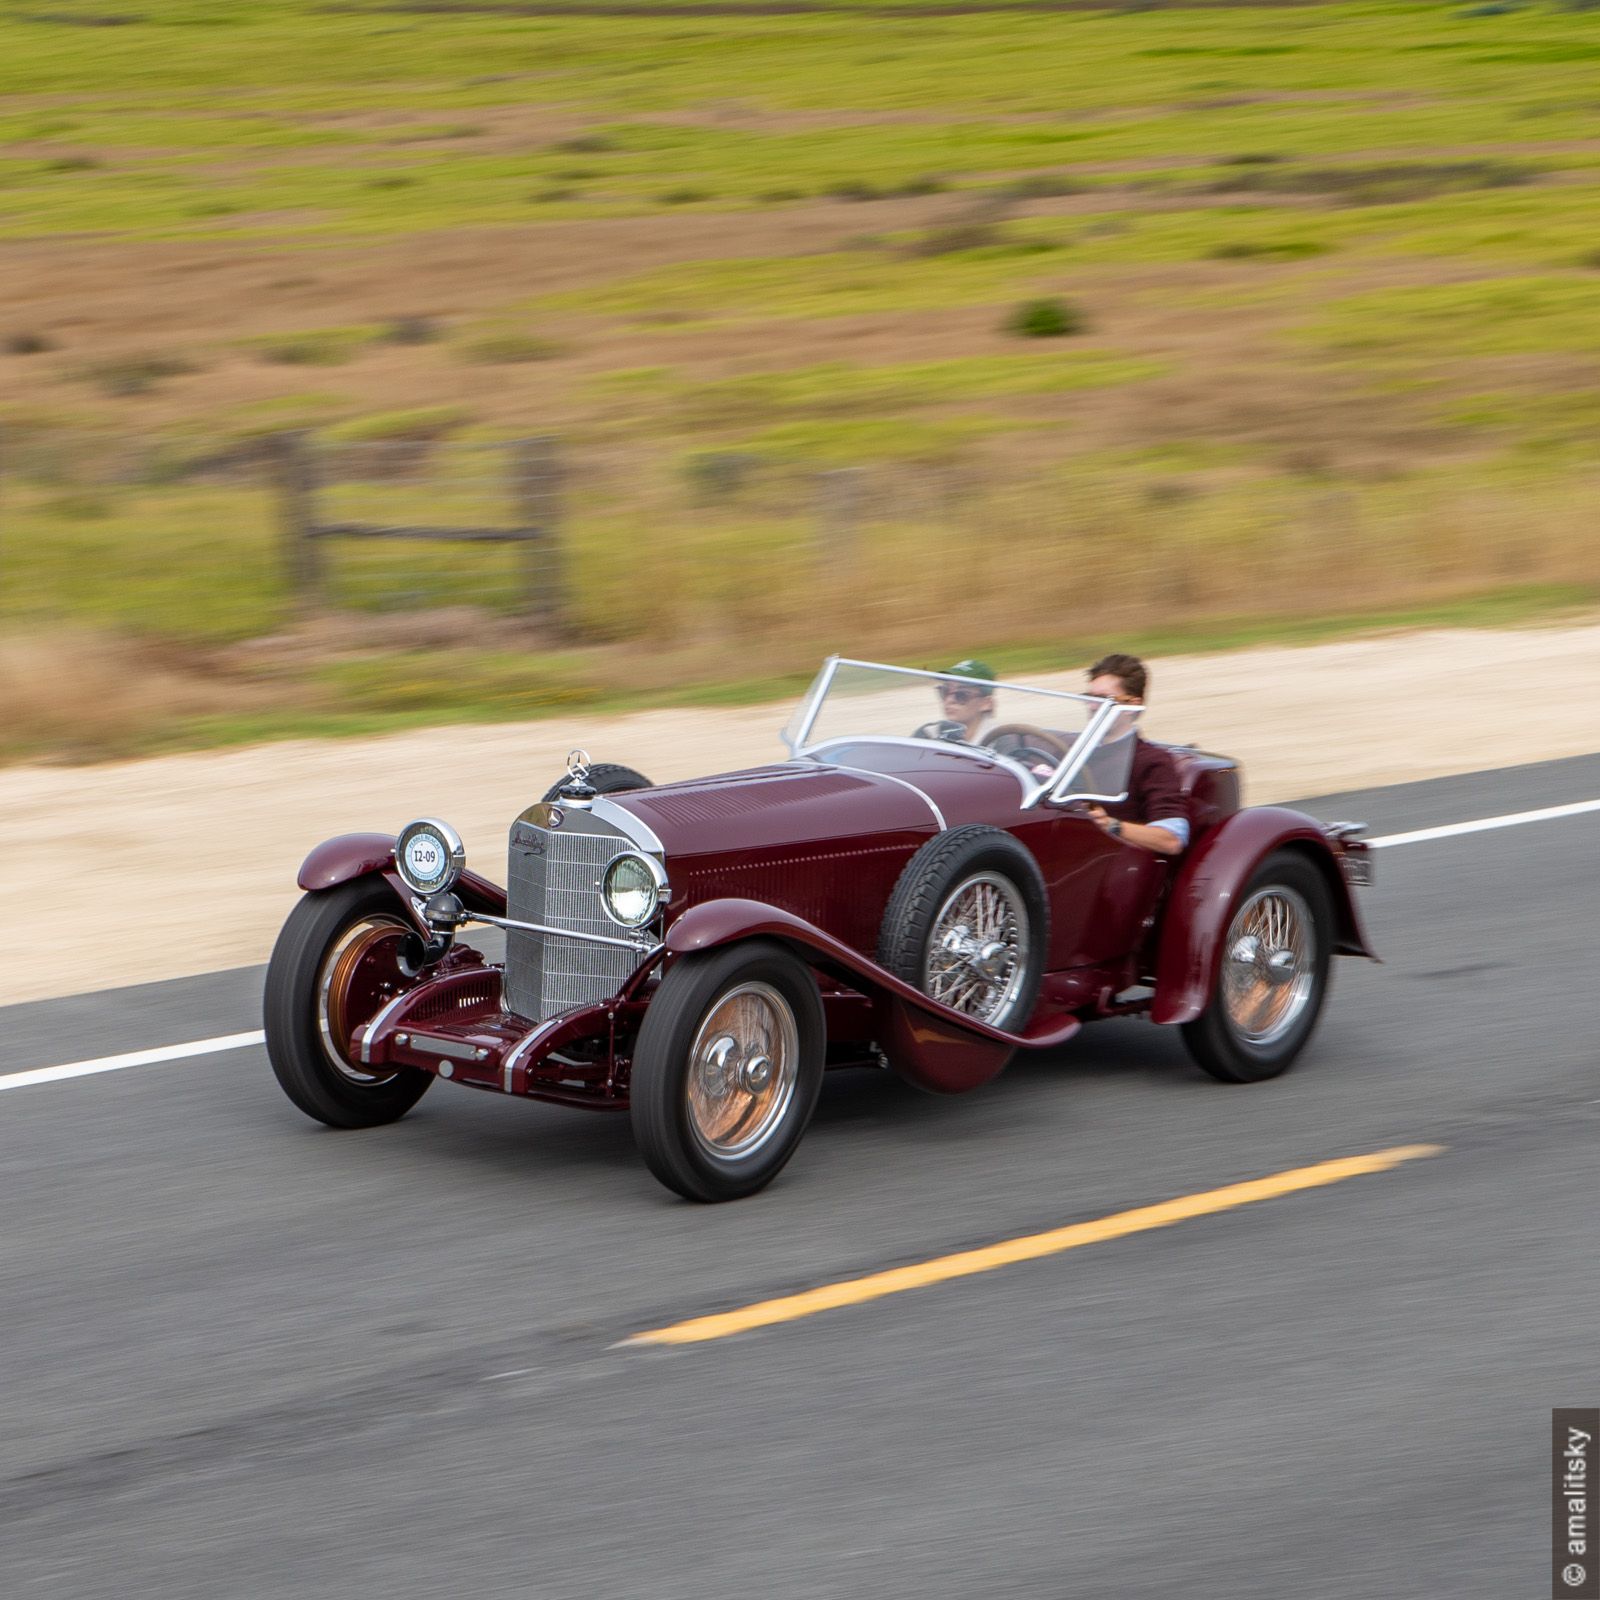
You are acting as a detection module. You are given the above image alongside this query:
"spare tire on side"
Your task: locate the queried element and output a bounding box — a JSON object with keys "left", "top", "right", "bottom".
{"left": 876, "top": 824, "right": 1048, "bottom": 1036}
{"left": 540, "top": 763, "right": 653, "bottom": 803}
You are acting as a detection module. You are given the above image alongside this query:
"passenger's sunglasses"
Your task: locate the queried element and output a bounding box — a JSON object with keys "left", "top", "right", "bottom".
{"left": 938, "top": 685, "right": 986, "bottom": 705}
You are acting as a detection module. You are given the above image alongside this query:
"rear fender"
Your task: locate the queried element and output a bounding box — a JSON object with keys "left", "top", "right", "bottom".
{"left": 1150, "top": 807, "right": 1376, "bottom": 1027}
{"left": 666, "top": 898, "right": 1080, "bottom": 1094}
{"left": 296, "top": 831, "right": 508, "bottom": 933}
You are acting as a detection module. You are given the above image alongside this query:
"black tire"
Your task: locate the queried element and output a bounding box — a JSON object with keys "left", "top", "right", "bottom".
{"left": 540, "top": 763, "right": 652, "bottom": 803}
{"left": 876, "top": 824, "right": 1048, "bottom": 1036}
{"left": 631, "top": 940, "right": 825, "bottom": 1202}
{"left": 1180, "top": 849, "right": 1334, "bottom": 1084}
{"left": 263, "top": 877, "right": 433, "bottom": 1128}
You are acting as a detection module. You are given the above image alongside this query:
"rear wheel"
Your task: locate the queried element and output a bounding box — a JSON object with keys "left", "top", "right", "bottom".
{"left": 264, "top": 878, "right": 432, "bottom": 1127}
{"left": 539, "top": 762, "right": 652, "bottom": 803}
{"left": 1180, "top": 851, "right": 1333, "bottom": 1083}
{"left": 631, "top": 941, "right": 825, "bottom": 1202}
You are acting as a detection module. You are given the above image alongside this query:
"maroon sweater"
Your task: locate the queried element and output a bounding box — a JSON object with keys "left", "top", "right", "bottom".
{"left": 1101, "top": 737, "right": 1187, "bottom": 827}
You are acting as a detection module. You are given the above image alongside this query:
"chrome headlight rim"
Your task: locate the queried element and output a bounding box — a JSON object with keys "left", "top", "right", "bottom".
{"left": 601, "top": 850, "right": 669, "bottom": 929}
{"left": 395, "top": 817, "right": 465, "bottom": 898}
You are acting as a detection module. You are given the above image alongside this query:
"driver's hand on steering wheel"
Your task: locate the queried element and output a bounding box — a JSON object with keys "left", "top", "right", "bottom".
{"left": 1084, "top": 804, "right": 1120, "bottom": 836}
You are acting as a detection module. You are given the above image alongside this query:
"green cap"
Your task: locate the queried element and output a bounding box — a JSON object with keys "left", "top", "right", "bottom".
{"left": 940, "top": 658, "right": 996, "bottom": 683}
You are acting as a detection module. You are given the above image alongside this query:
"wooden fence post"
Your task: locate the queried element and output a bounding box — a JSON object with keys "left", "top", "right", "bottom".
{"left": 269, "top": 431, "right": 323, "bottom": 609}
{"left": 511, "top": 437, "right": 569, "bottom": 636}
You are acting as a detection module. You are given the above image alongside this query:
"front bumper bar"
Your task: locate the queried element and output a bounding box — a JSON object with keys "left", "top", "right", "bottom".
{"left": 350, "top": 955, "right": 654, "bottom": 1109}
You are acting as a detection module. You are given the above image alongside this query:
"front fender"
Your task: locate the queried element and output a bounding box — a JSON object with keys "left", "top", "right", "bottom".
{"left": 296, "top": 831, "right": 508, "bottom": 920}
{"left": 666, "top": 898, "right": 1080, "bottom": 1094}
{"left": 1150, "top": 806, "right": 1376, "bottom": 1027}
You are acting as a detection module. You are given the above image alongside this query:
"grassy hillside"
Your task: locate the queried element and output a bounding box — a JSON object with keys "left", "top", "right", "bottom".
{"left": 2, "top": 0, "right": 1599, "bottom": 757}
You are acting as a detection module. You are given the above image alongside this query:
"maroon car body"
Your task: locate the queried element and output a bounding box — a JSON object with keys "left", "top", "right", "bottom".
{"left": 265, "top": 659, "right": 1375, "bottom": 1200}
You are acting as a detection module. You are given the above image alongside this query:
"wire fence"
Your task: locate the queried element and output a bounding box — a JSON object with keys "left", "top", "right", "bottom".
{"left": 2, "top": 426, "right": 1597, "bottom": 659}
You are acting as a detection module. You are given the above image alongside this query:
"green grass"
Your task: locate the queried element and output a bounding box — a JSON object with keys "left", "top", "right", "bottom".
{"left": 9, "top": 0, "right": 1600, "bottom": 760}
{"left": 1312, "top": 275, "right": 1600, "bottom": 361}
{"left": 588, "top": 352, "right": 1162, "bottom": 439}
{"left": 5, "top": 3, "right": 1600, "bottom": 244}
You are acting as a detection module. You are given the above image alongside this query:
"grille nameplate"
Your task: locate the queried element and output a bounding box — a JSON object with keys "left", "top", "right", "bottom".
{"left": 505, "top": 811, "right": 641, "bottom": 1023}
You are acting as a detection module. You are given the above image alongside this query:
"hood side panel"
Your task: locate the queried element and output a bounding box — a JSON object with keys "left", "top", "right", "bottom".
{"left": 673, "top": 835, "right": 930, "bottom": 957}
{"left": 610, "top": 763, "right": 942, "bottom": 956}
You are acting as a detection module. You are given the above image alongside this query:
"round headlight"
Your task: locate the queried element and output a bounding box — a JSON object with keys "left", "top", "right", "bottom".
{"left": 395, "top": 818, "right": 465, "bottom": 897}
{"left": 602, "top": 852, "right": 667, "bottom": 929}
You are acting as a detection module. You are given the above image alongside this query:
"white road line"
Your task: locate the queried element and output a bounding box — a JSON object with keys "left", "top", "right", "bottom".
{"left": 0, "top": 1030, "right": 265, "bottom": 1093}
{"left": 1368, "top": 797, "right": 1600, "bottom": 849}
{"left": 3, "top": 793, "right": 1598, "bottom": 1094}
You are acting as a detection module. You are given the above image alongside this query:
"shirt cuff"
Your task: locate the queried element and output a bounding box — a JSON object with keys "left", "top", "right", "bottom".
{"left": 1148, "top": 817, "right": 1191, "bottom": 848}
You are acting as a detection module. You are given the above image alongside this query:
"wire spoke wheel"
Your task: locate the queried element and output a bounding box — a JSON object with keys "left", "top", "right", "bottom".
{"left": 1220, "top": 886, "right": 1314, "bottom": 1047}
{"left": 685, "top": 981, "right": 800, "bottom": 1161}
{"left": 316, "top": 914, "right": 410, "bottom": 1084}
{"left": 923, "top": 871, "right": 1029, "bottom": 1027}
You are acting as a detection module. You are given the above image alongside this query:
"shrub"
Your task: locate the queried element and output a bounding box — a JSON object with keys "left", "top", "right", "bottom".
{"left": 365, "top": 174, "right": 417, "bottom": 190}
{"left": 758, "top": 187, "right": 807, "bottom": 204}
{"left": 906, "top": 222, "right": 1003, "bottom": 257}
{"left": 253, "top": 330, "right": 369, "bottom": 366}
{"left": 5, "top": 331, "right": 55, "bottom": 355}
{"left": 552, "top": 133, "right": 615, "bottom": 154}
{"left": 1004, "top": 298, "right": 1085, "bottom": 338}
{"left": 1206, "top": 239, "right": 1330, "bottom": 261}
{"left": 684, "top": 450, "right": 764, "bottom": 503}
{"left": 1207, "top": 160, "right": 1535, "bottom": 206}
{"left": 531, "top": 186, "right": 579, "bottom": 203}
{"left": 660, "top": 187, "right": 711, "bottom": 205}
{"left": 44, "top": 155, "right": 100, "bottom": 173}
{"left": 896, "top": 174, "right": 948, "bottom": 197}
{"left": 83, "top": 353, "right": 193, "bottom": 396}
{"left": 1006, "top": 173, "right": 1087, "bottom": 200}
{"left": 381, "top": 316, "right": 441, "bottom": 346}
{"left": 825, "top": 180, "right": 882, "bottom": 202}
{"left": 456, "top": 331, "right": 559, "bottom": 364}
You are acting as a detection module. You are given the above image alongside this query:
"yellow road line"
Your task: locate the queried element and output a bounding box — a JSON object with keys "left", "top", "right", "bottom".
{"left": 622, "top": 1143, "right": 1444, "bottom": 1347}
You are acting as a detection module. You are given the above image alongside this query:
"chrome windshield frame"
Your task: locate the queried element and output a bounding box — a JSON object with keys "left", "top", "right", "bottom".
{"left": 782, "top": 656, "right": 1141, "bottom": 809}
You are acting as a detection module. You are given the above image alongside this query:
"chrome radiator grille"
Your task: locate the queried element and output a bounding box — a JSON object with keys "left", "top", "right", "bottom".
{"left": 504, "top": 807, "right": 641, "bottom": 1023}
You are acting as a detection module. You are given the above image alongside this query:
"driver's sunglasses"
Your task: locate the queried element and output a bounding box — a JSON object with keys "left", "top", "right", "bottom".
{"left": 938, "top": 685, "right": 985, "bottom": 706}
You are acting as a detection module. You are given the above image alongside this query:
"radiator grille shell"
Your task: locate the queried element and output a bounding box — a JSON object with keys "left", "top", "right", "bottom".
{"left": 504, "top": 804, "right": 643, "bottom": 1023}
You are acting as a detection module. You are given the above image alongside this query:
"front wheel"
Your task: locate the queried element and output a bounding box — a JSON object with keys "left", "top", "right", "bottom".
{"left": 630, "top": 941, "right": 825, "bottom": 1202}
{"left": 263, "top": 878, "right": 433, "bottom": 1128}
{"left": 1180, "top": 850, "right": 1333, "bottom": 1083}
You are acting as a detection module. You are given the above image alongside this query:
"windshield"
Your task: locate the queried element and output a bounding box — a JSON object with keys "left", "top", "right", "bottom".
{"left": 783, "top": 658, "right": 1141, "bottom": 803}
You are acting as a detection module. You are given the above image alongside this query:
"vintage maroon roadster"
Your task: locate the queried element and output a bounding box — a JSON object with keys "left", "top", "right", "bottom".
{"left": 265, "top": 658, "right": 1375, "bottom": 1200}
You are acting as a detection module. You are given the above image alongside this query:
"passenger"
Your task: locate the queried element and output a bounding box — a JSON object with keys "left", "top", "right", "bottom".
{"left": 933, "top": 659, "right": 997, "bottom": 743}
{"left": 1080, "top": 653, "right": 1189, "bottom": 857}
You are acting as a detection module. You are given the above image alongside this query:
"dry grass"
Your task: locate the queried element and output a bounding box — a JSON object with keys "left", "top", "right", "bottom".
{"left": 0, "top": 632, "right": 278, "bottom": 763}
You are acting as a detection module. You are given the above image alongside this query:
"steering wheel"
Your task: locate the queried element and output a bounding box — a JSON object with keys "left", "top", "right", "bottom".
{"left": 912, "top": 719, "right": 969, "bottom": 743}
{"left": 981, "top": 723, "right": 1073, "bottom": 771}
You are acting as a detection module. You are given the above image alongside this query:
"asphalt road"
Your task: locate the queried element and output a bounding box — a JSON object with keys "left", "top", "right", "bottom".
{"left": 4, "top": 755, "right": 1597, "bottom": 1599}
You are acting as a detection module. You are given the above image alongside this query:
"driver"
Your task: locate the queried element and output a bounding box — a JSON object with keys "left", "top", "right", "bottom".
{"left": 1080, "top": 653, "right": 1190, "bottom": 857}
{"left": 933, "top": 659, "right": 997, "bottom": 743}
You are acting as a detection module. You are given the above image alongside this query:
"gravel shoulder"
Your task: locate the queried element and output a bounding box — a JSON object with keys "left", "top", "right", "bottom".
{"left": 10, "top": 619, "right": 1600, "bottom": 1008}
